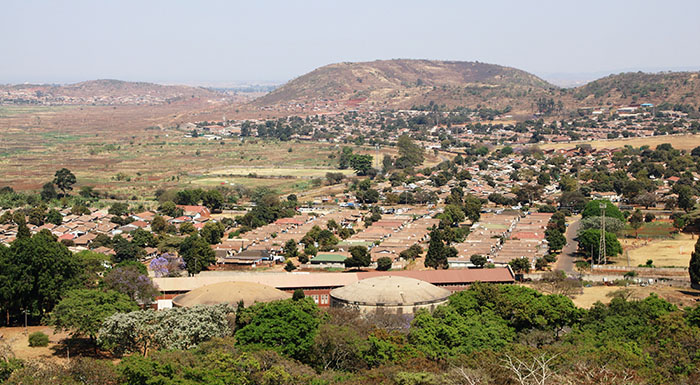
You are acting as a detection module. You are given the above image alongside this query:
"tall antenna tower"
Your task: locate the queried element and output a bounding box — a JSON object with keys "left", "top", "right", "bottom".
{"left": 598, "top": 203, "right": 607, "bottom": 265}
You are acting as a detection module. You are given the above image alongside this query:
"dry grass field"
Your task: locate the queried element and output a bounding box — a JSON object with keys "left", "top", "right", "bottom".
{"left": 570, "top": 285, "right": 700, "bottom": 309}
{"left": 0, "top": 104, "right": 442, "bottom": 199}
{"left": 615, "top": 233, "right": 697, "bottom": 268}
{"left": 539, "top": 133, "right": 700, "bottom": 151}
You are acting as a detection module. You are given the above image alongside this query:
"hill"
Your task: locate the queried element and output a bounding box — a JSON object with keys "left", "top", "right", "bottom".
{"left": 569, "top": 71, "right": 700, "bottom": 111}
{"left": 251, "top": 59, "right": 557, "bottom": 113}
{"left": 0, "top": 79, "right": 227, "bottom": 106}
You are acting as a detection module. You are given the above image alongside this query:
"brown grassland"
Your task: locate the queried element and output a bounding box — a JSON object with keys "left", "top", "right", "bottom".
{"left": 538, "top": 133, "right": 700, "bottom": 151}
{"left": 0, "top": 104, "right": 440, "bottom": 199}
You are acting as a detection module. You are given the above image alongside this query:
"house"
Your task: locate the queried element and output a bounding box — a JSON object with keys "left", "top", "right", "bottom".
{"left": 219, "top": 249, "right": 273, "bottom": 267}
{"left": 310, "top": 253, "right": 348, "bottom": 267}
{"left": 176, "top": 205, "right": 211, "bottom": 220}
{"left": 73, "top": 233, "right": 97, "bottom": 247}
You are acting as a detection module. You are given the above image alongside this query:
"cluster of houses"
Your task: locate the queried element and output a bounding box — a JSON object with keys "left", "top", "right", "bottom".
{"left": 448, "top": 212, "right": 551, "bottom": 268}
{"left": 0, "top": 204, "right": 214, "bottom": 257}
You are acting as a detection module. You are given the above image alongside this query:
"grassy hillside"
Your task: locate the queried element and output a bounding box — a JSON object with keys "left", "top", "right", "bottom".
{"left": 251, "top": 60, "right": 700, "bottom": 115}
{"left": 252, "top": 59, "right": 558, "bottom": 112}
{"left": 569, "top": 71, "right": 700, "bottom": 110}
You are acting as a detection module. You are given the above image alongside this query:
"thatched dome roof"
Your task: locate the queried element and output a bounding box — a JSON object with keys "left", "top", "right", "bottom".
{"left": 330, "top": 275, "right": 450, "bottom": 306}
{"left": 172, "top": 281, "right": 291, "bottom": 308}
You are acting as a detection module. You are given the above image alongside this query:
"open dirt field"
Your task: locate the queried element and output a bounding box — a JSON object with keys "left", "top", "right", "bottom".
{"left": 0, "top": 325, "right": 70, "bottom": 364}
{"left": 539, "top": 133, "right": 700, "bottom": 151}
{"left": 616, "top": 233, "right": 697, "bottom": 267}
{"left": 570, "top": 285, "right": 700, "bottom": 309}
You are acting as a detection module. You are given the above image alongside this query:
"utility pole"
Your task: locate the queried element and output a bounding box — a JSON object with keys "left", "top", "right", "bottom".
{"left": 598, "top": 203, "right": 607, "bottom": 265}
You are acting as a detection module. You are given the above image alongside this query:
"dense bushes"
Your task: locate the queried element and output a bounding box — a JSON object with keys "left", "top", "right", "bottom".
{"left": 5, "top": 284, "right": 700, "bottom": 384}
{"left": 27, "top": 332, "right": 49, "bottom": 347}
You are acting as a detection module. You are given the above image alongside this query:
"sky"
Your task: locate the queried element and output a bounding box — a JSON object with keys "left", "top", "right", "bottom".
{"left": 2, "top": 0, "right": 700, "bottom": 86}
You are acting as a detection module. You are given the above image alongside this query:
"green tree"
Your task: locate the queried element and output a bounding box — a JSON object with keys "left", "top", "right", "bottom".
{"left": 689, "top": 237, "right": 700, "bottom": 287}
{"left": 338, "top": 147, "right": 353, "bottom": 170}
{"left": 99, "top": 305, "right": 233, "bottom": 356}
{"left": 131, "top": 228, "right": 155, "bottom": 248}
{"left": 350, "top": 154, "right": 373, "bottom": 176}
{"left": 284, "top": 239, "right": 299, "bottom": 259}
{"left": 284, "top": 260, "right": 297, "bottom": 272}
{"left": 629, "top": 209, "right": 644, "bottom": 238}
{"left": 509, "top": 257, "right": 531, "bottom": 274}
{"left": 344, "top": 246, "right": 371, "bottom": 269}
{"left": 46, "top": 209, "right": 62, "bottom": 226}
{"left": 113, "top": 236, "right": 145, "bottom": 263}
{"left": 40, "top": 182, "right": 57, "bottom": 201}
{"left": 235, "top": 298, "right": 321, "bottom": 361}
{"left": 178, "top": 221, "right": 197, "bottom": 235}
{"left": 438, "top": 205, "right": 465, "bottom": 227}
{"left": 0, "top": 230, "right": 82, "bottom": 319}
{"left": 376, "top": 257, "right": 392, "bottom": 271}
{"left": 150, "top": 215, "right": 167, "bottom": 233}
{"left": 581, "top": 200, "right": 625, "bottom": 221}
{"left": 579, "top": 216, "right": 626, "bottom": 234}
{"left": 179, "top": 234, "right": 216, "bottom": 275}
{"left": 559, "top": 175, "right": 578, "bottom": 192}
{"left": 463, "top": 194, "right": 482, "bottom": 222}
{"left": 201, "top": 189, "right": 224, "bottom": 212}
{"left": 79, "top": 186, "right": 99, "bottom": 199}
{"left": 677, "top": 185, "right": 696, "bottom": 212}
{"left": 409, "top": 306, "right": 514, "bottom": 360}
{"left": 200, "top": 221, "right": 225, "bottom": 244}
{"left": 425, "top": 229, "right": 449, "bottom": 269}
{"left": 108, "top": 202, "right": 129, "bottom": 217}
{"left": 13, "top": 212, "right": 30, "bottom": 240}
{"left": 50, "top": 289, "right": 137, "bottom": 350}
{"left": 399, "top": 244, "right": 423, "bottom": 260}
{"left": 292, "top": 289, "right": 305, "bottom": 300}
{"left": 53, "top": 168, "right": 76, "bottom": 196}
{"left": 304, "top": 244, "right": 318, "bottom": 258}
{"left": 159, "top": 201, "right": 183, "bottom": 217}
{"left": 75, "top": 250, "right": 112, "bottom": 289}
{"left": 470, "top": 254, "right": 487, "bottom": 268}
{"left": 577, "top": 229, "right": 622, "bottom": 263}
{"left": 545, "top": 229, "right": 566, "bottom": 252}
{"left": 27, "top": 206, "right": 45, "bottom": 226}
{"left": 396, "top": 135, "right": 425, "bottom": 168}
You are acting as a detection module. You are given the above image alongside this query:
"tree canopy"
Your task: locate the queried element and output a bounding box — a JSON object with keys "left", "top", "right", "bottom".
{"left": 50, "top": 289, "right": 137, "bottom": 347}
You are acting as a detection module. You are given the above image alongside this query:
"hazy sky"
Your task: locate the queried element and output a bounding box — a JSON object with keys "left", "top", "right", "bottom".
{"left": 2, "top": 0, "right": 700, "bottom": 85}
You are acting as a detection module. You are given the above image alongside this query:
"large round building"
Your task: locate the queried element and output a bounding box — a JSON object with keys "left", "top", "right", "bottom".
{"left": 329, "top": 275, "right": 450, "bottom": 315}
{"left": 172, "top": 281, "right": 291, "bottom": 308}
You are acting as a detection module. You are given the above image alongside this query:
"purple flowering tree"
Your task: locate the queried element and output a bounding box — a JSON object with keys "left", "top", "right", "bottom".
{"left": 103, "top": 266, "right": 160, "bottom": 304}
{"left": 150, "top": 257, "right": 169, "bottom": 278}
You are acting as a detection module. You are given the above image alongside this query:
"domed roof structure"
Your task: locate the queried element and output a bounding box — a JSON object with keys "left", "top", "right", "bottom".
{"left": 172, "top": 281, "right": 291, "bottom": 308}
{"left": 330, "top": 275, "right": 450, "bottom": 307}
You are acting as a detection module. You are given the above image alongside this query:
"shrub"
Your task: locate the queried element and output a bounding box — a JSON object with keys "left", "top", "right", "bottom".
{"left": 28, "top": 331, "right": 49, "bottom": 347}
{"left": 376, "top": 257, "right": 392, "bottom": 271}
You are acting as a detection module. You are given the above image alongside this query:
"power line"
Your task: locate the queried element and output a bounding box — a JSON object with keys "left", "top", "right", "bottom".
{"left": 598, "top": 203, "right": 607, "bottom": 265}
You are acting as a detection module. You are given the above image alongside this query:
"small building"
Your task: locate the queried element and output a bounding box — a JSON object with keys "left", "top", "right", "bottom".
{"left": 310, "top": 253, "right": 347, "bottom": 267}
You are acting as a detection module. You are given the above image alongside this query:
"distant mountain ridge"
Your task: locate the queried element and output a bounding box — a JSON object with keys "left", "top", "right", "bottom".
{"left": 571, "top": 71, "right": 700, "bottom": 108}
{"left": 250, "top": 60, "right": 700, "bottom": 114}
{"left": 0, "top": 79, "right": 226, "bottom": 105}
{"left": 251, "top": 59, "right": 557, "bottom": 112}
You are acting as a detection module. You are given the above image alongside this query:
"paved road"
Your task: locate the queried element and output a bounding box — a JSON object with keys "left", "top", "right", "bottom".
{"left": 555, "top": 216, "right": 581, "bottom": 274}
